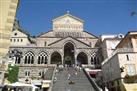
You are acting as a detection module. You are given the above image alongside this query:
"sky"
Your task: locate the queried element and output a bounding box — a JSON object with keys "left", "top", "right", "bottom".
{"left": 16, "top": 0, "right": 137, "bottom": 36}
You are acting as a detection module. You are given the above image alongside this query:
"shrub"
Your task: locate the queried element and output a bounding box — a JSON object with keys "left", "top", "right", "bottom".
{"left": 7, "top": 65, "right": 19, "bottom": 83}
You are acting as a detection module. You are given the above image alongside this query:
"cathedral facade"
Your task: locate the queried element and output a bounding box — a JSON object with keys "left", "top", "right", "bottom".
{"left": 9, "top": 13, "right": 101, "bottom": 82}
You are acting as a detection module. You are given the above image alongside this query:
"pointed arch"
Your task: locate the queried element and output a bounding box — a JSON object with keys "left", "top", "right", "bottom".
{"left": 64, "top": 42, "right": 75, "bottom": 65}
{"left": 51, "top": 51, "right": 62, "bottom": 64}
{"left": 38, "top": 52, "right": 48, "bottom": 64}
{"left": 63, "top": 40, "right": 76, "bottom": 48}
{"left": 77, "top": 52, "right": 88, "bottom": 64}
{"left": 11, "top": 49, "right": 22, "bottom": 64}
{"left": 24, "top": 51, "right": 34, "bottom": 64}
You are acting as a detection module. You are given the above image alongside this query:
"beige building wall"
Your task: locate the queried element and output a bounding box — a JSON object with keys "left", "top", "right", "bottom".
{"left": 0, "top": 0, "right": 19, "bottom": 57}
{"left": 10, "top": 29, "right": 31, "bottom": 46}
{"left": 119, "top": 53, "right": 137, "bottom": 78}
{"left": 102, "top": 31, "right": 137, "bottom": 90}
{"left": 102, "top": 52, "right": 137, "bottom": 82}
{"left": 102, "top": 54, "right": 121, "bottom": 82}
{"left": 117, "top": 31, "right": 137, "bottom": 52}
{"left": 101, "top": 38, "right": 122, "bottom": 60}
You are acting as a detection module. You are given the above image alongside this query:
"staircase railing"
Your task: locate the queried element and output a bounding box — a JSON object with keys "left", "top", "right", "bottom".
{"left": 83, "top": 68, "right": 102, "bottom": 91}
{"left": 48, "top": 65, "right": 57, "bottom": 91}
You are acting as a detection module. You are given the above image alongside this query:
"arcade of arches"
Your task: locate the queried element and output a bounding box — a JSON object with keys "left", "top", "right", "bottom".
{"left": 15, "top": 42, "right": 100, "bottom": 66}
{"left": 50, "top": 42, "right": 89, "bottom": 65}
{"left": 51, "top": 52, "right": 61, "bottom": 64}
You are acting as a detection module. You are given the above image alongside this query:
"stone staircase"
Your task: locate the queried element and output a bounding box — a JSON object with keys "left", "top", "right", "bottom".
{"left": 52, "top": 67, "right": 97, "bottom": 91}
{"left": 44, "top": 67, "right": 55, "bottom": 80}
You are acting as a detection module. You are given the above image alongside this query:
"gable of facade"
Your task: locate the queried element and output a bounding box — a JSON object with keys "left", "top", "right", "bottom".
{"left": 116, "top": 31, "right": 137, "bottom": 50}
{"left": 52, "top": 13, "right": 84, "bottom": 32}
{"left": 38, "top": 30, "right": 97, "bottom": 38}
{"left": 10, "top": 29, "right": 31, "bottom": 46}
{"left": 10, "top": 20, "right": 32, "bottom": 46}
{"left": 36, "top": 13, "right": 98, "bottom": 47}
{"left": 48, "top": 36, "right": 91, "bottom": 48}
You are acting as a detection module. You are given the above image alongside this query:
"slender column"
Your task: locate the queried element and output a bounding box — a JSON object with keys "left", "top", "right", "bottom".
{"left": 88, "top": 56, "right": 91, "bottom": 66}
{"left": 21, "top": 56, "right": 25, "bottom": 64}
{"left": 61, "top": 54, "right": 64, "bottom": 64}
{"left": 47, "top": 55, "right": 51, "bottom": 64}
{"left": 34, "top": 56, "right": 37, "bottom": 64}
{"left": 75, "top": 53, "right": 77, "bottom": 65}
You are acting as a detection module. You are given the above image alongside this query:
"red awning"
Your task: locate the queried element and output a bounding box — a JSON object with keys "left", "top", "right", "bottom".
{"left": 89, "top": 71, "right": 97, "bottom": 75}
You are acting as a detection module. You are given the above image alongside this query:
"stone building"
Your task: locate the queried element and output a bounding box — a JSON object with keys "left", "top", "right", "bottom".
{"left": 0, "top": 0, "right": 19, "bottom": 57}
{"left": 102, "top": 31, "right": 137, "bottom": 91}
{"left": 0, "top": 0, "right": 19, "bottom": 85}
{"left": 9, "top": 13, "right": 100, "bottom": 83}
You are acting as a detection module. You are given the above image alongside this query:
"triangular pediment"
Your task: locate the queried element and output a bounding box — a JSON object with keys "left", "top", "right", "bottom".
{"left": 52, "top": 14, "right": 84, "bottom": 32}
{"left": 48, "top": 36, "right": 91, "bottom": 48}
{"left": 11, "top": 29, "right": 28, "bottom": 37}
{"left": 52, "top": 13, "right": 84, "bottom": 23}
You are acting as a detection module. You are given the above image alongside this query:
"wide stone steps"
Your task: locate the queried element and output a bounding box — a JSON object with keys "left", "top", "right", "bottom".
{"left": 44, "top": 67, "right": 54, "bottom": 80}
{"left": 52, "top": 67, "right": 96, "bottom": 91}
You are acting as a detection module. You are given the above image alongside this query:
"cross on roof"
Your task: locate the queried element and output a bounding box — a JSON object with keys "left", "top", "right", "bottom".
{"left": 67, "top": 11, "right": 70, "bottom": 14}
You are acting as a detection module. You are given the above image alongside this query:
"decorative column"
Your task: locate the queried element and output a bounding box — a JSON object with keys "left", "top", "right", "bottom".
{"left": 21, "top": 54, "right": 25, "bottom": 64}
{"left": 61, "top": 55, "right": 64, "bottom": 65}
{"left": 47, "top": 55, "right": 51, "bottom": 64}
{"left": 88, "top": 56, "right": 91, "bottom": 66}
{"left": 34, "top": 55, "right": 37, "bottom": 65}
{"left": 74, "top": 53, "right": 77, "bottom": 65}
{"left": 61, "top": 50, "right": 64, "bottom": 65}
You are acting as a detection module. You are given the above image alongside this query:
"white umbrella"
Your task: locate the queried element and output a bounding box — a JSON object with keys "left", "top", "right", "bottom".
{"left": 8, "top": 82, "right": 39, "bottom": 91}
{"left": 31, "top": 84, "right": 38, "bottom": 89}
{"left": 8, "top": 82, "right": 31, "bottom": 87}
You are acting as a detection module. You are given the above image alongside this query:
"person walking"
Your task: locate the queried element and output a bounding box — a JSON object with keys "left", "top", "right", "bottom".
{"left": 68, "top": 74, "right": 71, "bottom": 80}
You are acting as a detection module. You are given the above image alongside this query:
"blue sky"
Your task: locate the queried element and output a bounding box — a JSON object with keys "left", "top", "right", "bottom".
{"left": 16, "top": 0, "right": 137, "bottom": 36}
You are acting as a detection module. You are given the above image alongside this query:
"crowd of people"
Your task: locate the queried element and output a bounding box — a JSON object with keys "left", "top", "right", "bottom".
{"left": 54, "top": 64, "right": 83, "bottom": 84}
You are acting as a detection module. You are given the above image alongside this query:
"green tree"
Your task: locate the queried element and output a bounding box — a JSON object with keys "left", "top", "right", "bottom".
{"left": 7, "top": 65, "right": 19, "bottom": 83}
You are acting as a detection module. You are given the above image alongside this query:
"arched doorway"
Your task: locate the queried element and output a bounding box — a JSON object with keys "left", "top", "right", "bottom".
{"left": 77, "top": 52, "right": 88, "bottom": 64}
{"left": 51, "top": 52, "right": 62, "bottom": 64}
{"left": 64, "top": 42, "right": 75, "bottom": 65}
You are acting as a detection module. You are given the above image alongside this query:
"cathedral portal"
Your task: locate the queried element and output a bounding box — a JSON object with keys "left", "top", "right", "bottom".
{"left": 64, "top": 42, "right": 75, "bottom": 65}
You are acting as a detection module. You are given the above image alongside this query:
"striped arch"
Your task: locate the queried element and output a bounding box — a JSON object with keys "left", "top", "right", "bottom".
{"left": 24, "top": 51, "right": 35, "bottom": 64}
{"left": 63, "top": 40, "right": 76, "bottom": 49}
{"left": 77, "top": 52, "right": 88, "bottom": 64}
{"left": 91, "top": 52, "right": 98, "bottom": 65}
{"left": 51, "top": 51, "right": 62, "bottom": 64}
{"left": 38, "top": 51, "right": 48, "bottom": 64}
